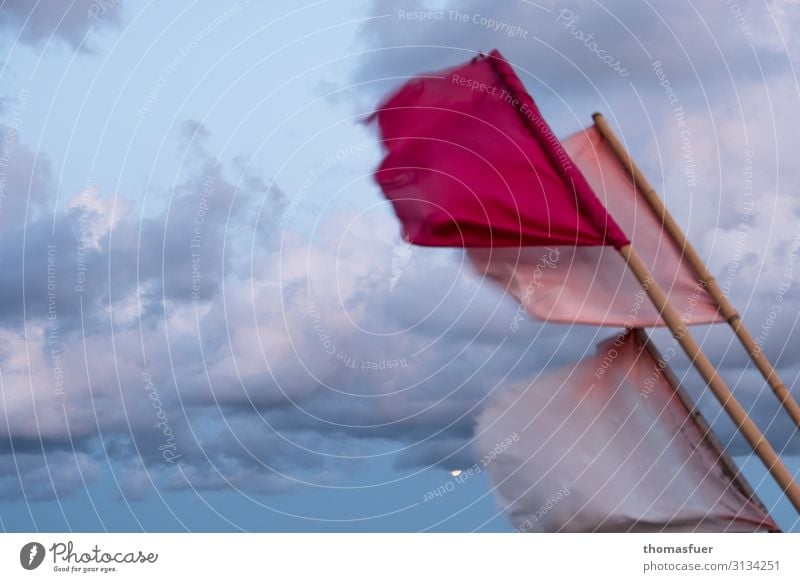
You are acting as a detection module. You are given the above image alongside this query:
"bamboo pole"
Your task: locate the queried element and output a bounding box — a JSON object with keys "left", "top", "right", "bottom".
{"left": 619, "top": 243, "right": 800, "bottom": 512}
{"left": 594, "top": 112, "right": 800, "bottom": 430}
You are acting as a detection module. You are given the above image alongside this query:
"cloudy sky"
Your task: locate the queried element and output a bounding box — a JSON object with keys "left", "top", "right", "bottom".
{"left": 0, "top": 0, "right": 799, "bottom": 532}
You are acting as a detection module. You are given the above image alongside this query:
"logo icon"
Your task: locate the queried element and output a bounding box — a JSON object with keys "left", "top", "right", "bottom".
{"left": 20, "top": 542, "right": 45, "bottom": 570}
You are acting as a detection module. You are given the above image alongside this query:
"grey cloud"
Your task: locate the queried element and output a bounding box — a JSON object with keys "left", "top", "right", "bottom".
{"left": 0, "top": 449, "right": 100, "bottom": 501}
{"left": 0, "top": 0, "right": 124, "bottom": 52}
{"left": 354, "top": 1, "right": 793, "bottom": 98}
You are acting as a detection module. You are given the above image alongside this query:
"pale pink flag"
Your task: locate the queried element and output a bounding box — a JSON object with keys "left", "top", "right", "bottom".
{"left": 468, "top": 125, "right": 723, "bottom": 327}
{"left": 475, "top": 330, "right": 777, "bottom": 532}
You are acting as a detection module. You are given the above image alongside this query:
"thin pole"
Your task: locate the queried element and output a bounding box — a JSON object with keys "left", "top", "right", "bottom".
{"left": 594, "top": 112, "right": 800, "bottom": 430}
{"left": 620, "top": 243, "right": 800, "bottom": 513}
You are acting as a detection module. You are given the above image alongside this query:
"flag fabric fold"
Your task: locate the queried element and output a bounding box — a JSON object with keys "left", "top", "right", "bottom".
{"left": 371, "top": 50, "right": 629, "bottom": 249}
{"left": 475, "top": 330, "right": 777, "bottom": 533}
{"left": 468, "top": 126, "right": 724, "bottom": 326}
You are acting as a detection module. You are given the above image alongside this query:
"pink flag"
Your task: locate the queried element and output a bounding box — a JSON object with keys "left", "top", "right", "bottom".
{"left": 371, "top": 50, "right": 629, "bottom": 249}
{"left": 475, "top": 330, "right": 777, "bottom": 532}
{"left": 468, "top": 126, "right": 723, "bottom": 327}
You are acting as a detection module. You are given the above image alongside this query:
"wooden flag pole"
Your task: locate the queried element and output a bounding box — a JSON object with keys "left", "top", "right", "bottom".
{"left": 619, "top": 242, "right": 800, "bottom": 512}
{"left": 593, "top": 112, "right": 800, "bottom": 430}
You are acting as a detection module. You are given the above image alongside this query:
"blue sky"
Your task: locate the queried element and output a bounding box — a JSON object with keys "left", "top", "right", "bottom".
{"left": 1, "top": 0, "right": 799, "bottom": 532}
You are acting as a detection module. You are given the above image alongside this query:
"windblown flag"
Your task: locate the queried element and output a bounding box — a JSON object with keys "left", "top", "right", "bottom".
{"left": 371, "top": 50, "right": 721, "bottom": 327}
{"left": 371, "top": 50, "right": 629, "bottom": 249}
{"left": 475, "top": 330, "right": 777, "bottom": 532}
{"left": 468, "top": 126, "right": 724, "bottom": 326}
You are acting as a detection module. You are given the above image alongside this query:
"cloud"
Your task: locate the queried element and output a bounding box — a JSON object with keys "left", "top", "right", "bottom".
{"left": 0, "top": 0, "right": 124, "bottom": 52}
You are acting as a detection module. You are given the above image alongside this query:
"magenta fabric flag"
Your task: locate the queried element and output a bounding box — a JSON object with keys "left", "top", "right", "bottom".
{"left": 371, "top": 50, "right": 629, "bottom": 249}
{"left": 475, "top": 331, "right": 777, "bottom": 532}
{"left": 468, "top": 125, "right": 724, "bottom": 327}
